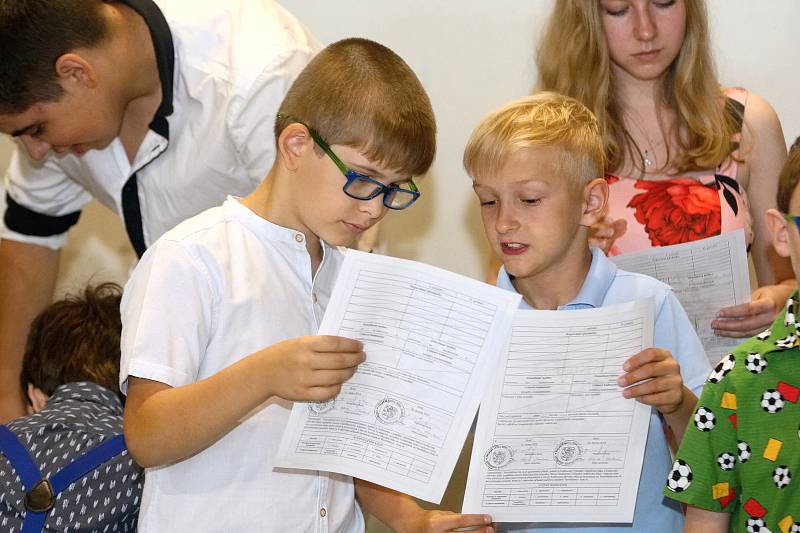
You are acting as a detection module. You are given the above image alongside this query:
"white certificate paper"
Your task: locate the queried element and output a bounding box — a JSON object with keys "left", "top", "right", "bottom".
{"left": 275, "top": 250, "right": 521, "bottom": 503}
{"left": 463, "top": 300, "right": 654, "bottom": 524}
{"left": 610, "top": 229, "right": 750, "bottom": 366}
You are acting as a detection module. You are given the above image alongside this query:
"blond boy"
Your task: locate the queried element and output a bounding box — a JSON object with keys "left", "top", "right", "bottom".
{"left": 464, "top": 93, "right": 710, "bottom": 532}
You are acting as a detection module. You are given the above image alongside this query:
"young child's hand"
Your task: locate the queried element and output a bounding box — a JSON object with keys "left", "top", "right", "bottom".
{"left": 397, "top": 510, "right": 496, "bottom": 533}
{"left": 259, "top": 335, "right": 365, "bottom": 402}
{"left": 617, "top": 347, "right": 684, "bottom": 415}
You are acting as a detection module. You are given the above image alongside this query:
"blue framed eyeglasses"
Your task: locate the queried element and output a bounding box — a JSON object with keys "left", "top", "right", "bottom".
{"left": 277, "top": 113, "right": 420, "bottom": 210}
{"left": 784, "top": 214, "right": 800, "bottom": 230}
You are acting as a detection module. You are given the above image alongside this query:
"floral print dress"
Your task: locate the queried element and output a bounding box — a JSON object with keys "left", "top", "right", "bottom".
{"left": 604, "top": 89, "right": 752, "bottom": 257}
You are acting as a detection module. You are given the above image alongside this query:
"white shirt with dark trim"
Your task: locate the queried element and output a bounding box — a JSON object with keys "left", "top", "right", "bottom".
{"left": 496, "top": 247, "right": 711, "bottom": 533}
{"left": 0, "top": 381, "right": 143, "bottom": 532}
{"left": 119, "top": 196, "right": 364, "bottom": 532}
{"left": 1, "top": 0, "right": 321, "bottom": 252}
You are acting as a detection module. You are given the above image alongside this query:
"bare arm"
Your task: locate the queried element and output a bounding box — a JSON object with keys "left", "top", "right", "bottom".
{"left": 661, "top": 385, "right": 697, "bottom": 446}
{"left": 354, "top": 479, "right": 495, "bottom": 533}
{"left": 123, "top": 335, "right": 364, "bottom": 467}
{"left": 684, "top": 506, "right": 729, "bottom": 533}
{"left": 711, "top": 91, "right": 794, "bottom": 337}
{"left": 740, "top": 91, "right": 791, "bottom": 286}
{"left": 0, "top": 239, "right": 60, "bottom": 421}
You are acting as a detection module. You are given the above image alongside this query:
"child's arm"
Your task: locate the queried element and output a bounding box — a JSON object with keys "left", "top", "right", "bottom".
{"left": 684, "top": 505, "right": 729, "bottom": 533}
{"left": 124, "top": 335, "right": 364, "bottom": 467}
{"left": 617, "top": 347, "right": 697, "bottom": 443}
{"left": 354, "top": 479, "right": 495, "bottom": 533}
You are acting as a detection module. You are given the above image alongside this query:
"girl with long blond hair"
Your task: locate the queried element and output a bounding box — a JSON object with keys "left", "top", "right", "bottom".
{"left": 536, "top": 0, "right": 794, "bottom": 340}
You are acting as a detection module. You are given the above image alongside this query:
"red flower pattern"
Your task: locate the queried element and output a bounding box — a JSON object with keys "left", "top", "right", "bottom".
{"left": 627, "top": 178, "right": 721, "bottom": 247}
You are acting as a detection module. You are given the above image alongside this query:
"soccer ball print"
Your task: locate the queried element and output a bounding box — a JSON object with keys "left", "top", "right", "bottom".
{"left": 773, "top": 465, "right": 791, "bottom": 488}
{"left": 744, "top": 353, "right": 768, "bottom": 374}
{"left": 716, "top": 452, "right": 736, "bottom": 471}
{"left": 737, "top": 441, "right": 751, "bottom": 463}
{"left": 666, "top": 459, "right": 693, "bottom": 492}
{"left": 775, "top": 333, "right": 797, "bottom": 349}
{"left": 746, "top": 517, "right": 770, "bottom": 533}
{"left": 761, "top": 389, "right": 785, "bottom": 413}
{"left": 694, "top": 406, "right": 716, "bottom": 431}
{"left": 708, "top": 354, "right": 735, "bottom": 384}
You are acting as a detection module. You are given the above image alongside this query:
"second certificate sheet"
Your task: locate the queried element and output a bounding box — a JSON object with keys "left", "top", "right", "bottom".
{"left": 464, "top": 299, "right": 654, "bottom": 523}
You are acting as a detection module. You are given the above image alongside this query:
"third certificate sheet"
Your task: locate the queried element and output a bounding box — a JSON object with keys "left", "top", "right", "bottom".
{"left": 610, "top": 229, "right": 750, "bottom": 366}
{"left": 463, "top": 299, "right": 654, "bottom": 523}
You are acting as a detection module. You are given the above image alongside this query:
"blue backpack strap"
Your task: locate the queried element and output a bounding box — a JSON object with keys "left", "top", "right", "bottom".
{"left": 0, "top": 426, "right": 128, "bottom": 533}
{"left": 50, "top": 434, "right": 126, "bottom": 493}
{"left": 0, "top": 425, "right": 49, "bottom": 533}
{"left": 0, "top": 425, "right": 42, "bottom": 490}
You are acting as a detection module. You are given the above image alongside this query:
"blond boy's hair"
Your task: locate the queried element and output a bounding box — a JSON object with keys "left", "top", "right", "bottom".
{"left": 275, "top": 38, "right": 436, "bottom": 177}
{"left": 777, "top": 137, "right": 800, "bottom": 213}
{"left": 463, "top": 92, "right": 604, "bottom": 186}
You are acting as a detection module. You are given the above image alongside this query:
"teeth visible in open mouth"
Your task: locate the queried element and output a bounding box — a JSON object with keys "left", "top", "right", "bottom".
{"left": 505, "top": 243, "right": 524, "bottom": 249}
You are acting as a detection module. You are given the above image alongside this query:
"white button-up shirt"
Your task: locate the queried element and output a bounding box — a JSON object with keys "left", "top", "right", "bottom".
{"left": 120, "top": 197, "right": 363, "bottom": 532}
{"left": 2, "top": 0, "right": 320, "bottom": 256}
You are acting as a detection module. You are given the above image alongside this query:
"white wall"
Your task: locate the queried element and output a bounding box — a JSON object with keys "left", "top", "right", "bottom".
{"left": 1, "top": 0, "right": 798, "bottom": 291}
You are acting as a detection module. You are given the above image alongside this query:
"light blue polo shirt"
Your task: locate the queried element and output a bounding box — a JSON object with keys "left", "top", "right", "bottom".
{"left": 496, "top": 247, "right": 711, "bottom": 533}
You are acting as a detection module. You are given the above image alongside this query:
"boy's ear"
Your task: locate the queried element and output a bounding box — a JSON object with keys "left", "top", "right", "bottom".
{"left": 26, "top": 384, "right": 49, "bottom": 414}
{"left": 580, "top": 177, "right": 609, "bottom": 227}
{"left": 277, "top": 122, "right": 314, "bottom": 171}
{"left": 766, "top": 208, "right": 792, "bottom": 258}
{"left": 55, "top": 53, "right": 97, "bottom": 90}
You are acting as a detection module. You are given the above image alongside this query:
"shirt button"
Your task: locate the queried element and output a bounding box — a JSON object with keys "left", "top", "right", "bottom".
{"left": 319, "top": 508, "right": 327, "bottom": 517}
{"left": 295, "top": 233, "right": 305, "bottom": 243}
{"left": 312, "top": 292, "right": 318, "bottom": 304}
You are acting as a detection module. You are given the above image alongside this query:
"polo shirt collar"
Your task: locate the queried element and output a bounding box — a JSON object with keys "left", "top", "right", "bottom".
{"left": 752, "top": 291, "right": 800, "bottom": 356}
{"left": 496, "top": 247, "right": 615, "bottom": 310}
{"left": 111, "top": 0, "right": 175, "bottom": 139}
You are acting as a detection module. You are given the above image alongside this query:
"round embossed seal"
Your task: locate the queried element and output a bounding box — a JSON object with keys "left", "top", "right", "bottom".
{"left": 553, "top": 440, "right": 582, "bottom": 465}
{"left": 483, "top": 444, "right": 514, "bottom": 469}
{"left": 308, "top": 399, "right": 335, "bottom": 415}
{"left": 374, "top": 398, "right": 404, "bottom": 424}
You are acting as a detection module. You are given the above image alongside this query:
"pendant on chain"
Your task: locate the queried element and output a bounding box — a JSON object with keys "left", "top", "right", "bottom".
{"left": 643, "top": 150, "right": 653, "bottom": 168}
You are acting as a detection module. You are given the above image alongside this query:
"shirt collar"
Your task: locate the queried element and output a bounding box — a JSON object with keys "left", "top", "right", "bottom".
{"left": 111, "top": 0, "right": 175, "bottom": 139}
{"left": 496, "top": 247, "right": 615, "bottom": 310}
{"left": 45, "top": 382, "right": 123, "bottom": 416}
{"left": 752, "top": 291, "right": 800, "bottom": 356}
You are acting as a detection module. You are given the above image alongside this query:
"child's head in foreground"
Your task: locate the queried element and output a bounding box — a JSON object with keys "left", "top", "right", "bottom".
{"left": 464, "top": 92, "right": 607, "bottom": 284}
{"left": 270, "top": 37, "right": 436, "bottom": 248}
{"left": 768, "top": 137, "right": 800, "bottom": 280}
{"left": 21, "top": 282, "right": 123, "bottom": 413}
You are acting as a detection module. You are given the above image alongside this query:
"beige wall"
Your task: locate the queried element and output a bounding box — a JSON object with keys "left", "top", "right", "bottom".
{"left": 1, "top": 0, "right": 796, "bottom": 294}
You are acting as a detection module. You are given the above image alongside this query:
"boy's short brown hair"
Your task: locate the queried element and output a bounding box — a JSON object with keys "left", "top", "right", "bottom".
{"left": 21, "top": 282, "right": 123, "bottom": 396}
{"left": 0, "top": 0, "right": 109, "bottom": 114}
{"left": 275, "top": 37, "right": 436, "bottom": 178}
{"left": 463, "top": 92, "right": 604, "bottom": 186}
{"left": 777, "top": 137, "right": 800, "bottom": 213}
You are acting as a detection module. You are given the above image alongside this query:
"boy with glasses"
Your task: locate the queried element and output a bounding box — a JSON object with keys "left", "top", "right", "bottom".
{"left": 666, "top": 140, "right": 800, "bottom": 533}
{"left": 120, "top": 38, "right": 495, "bottom": 533}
